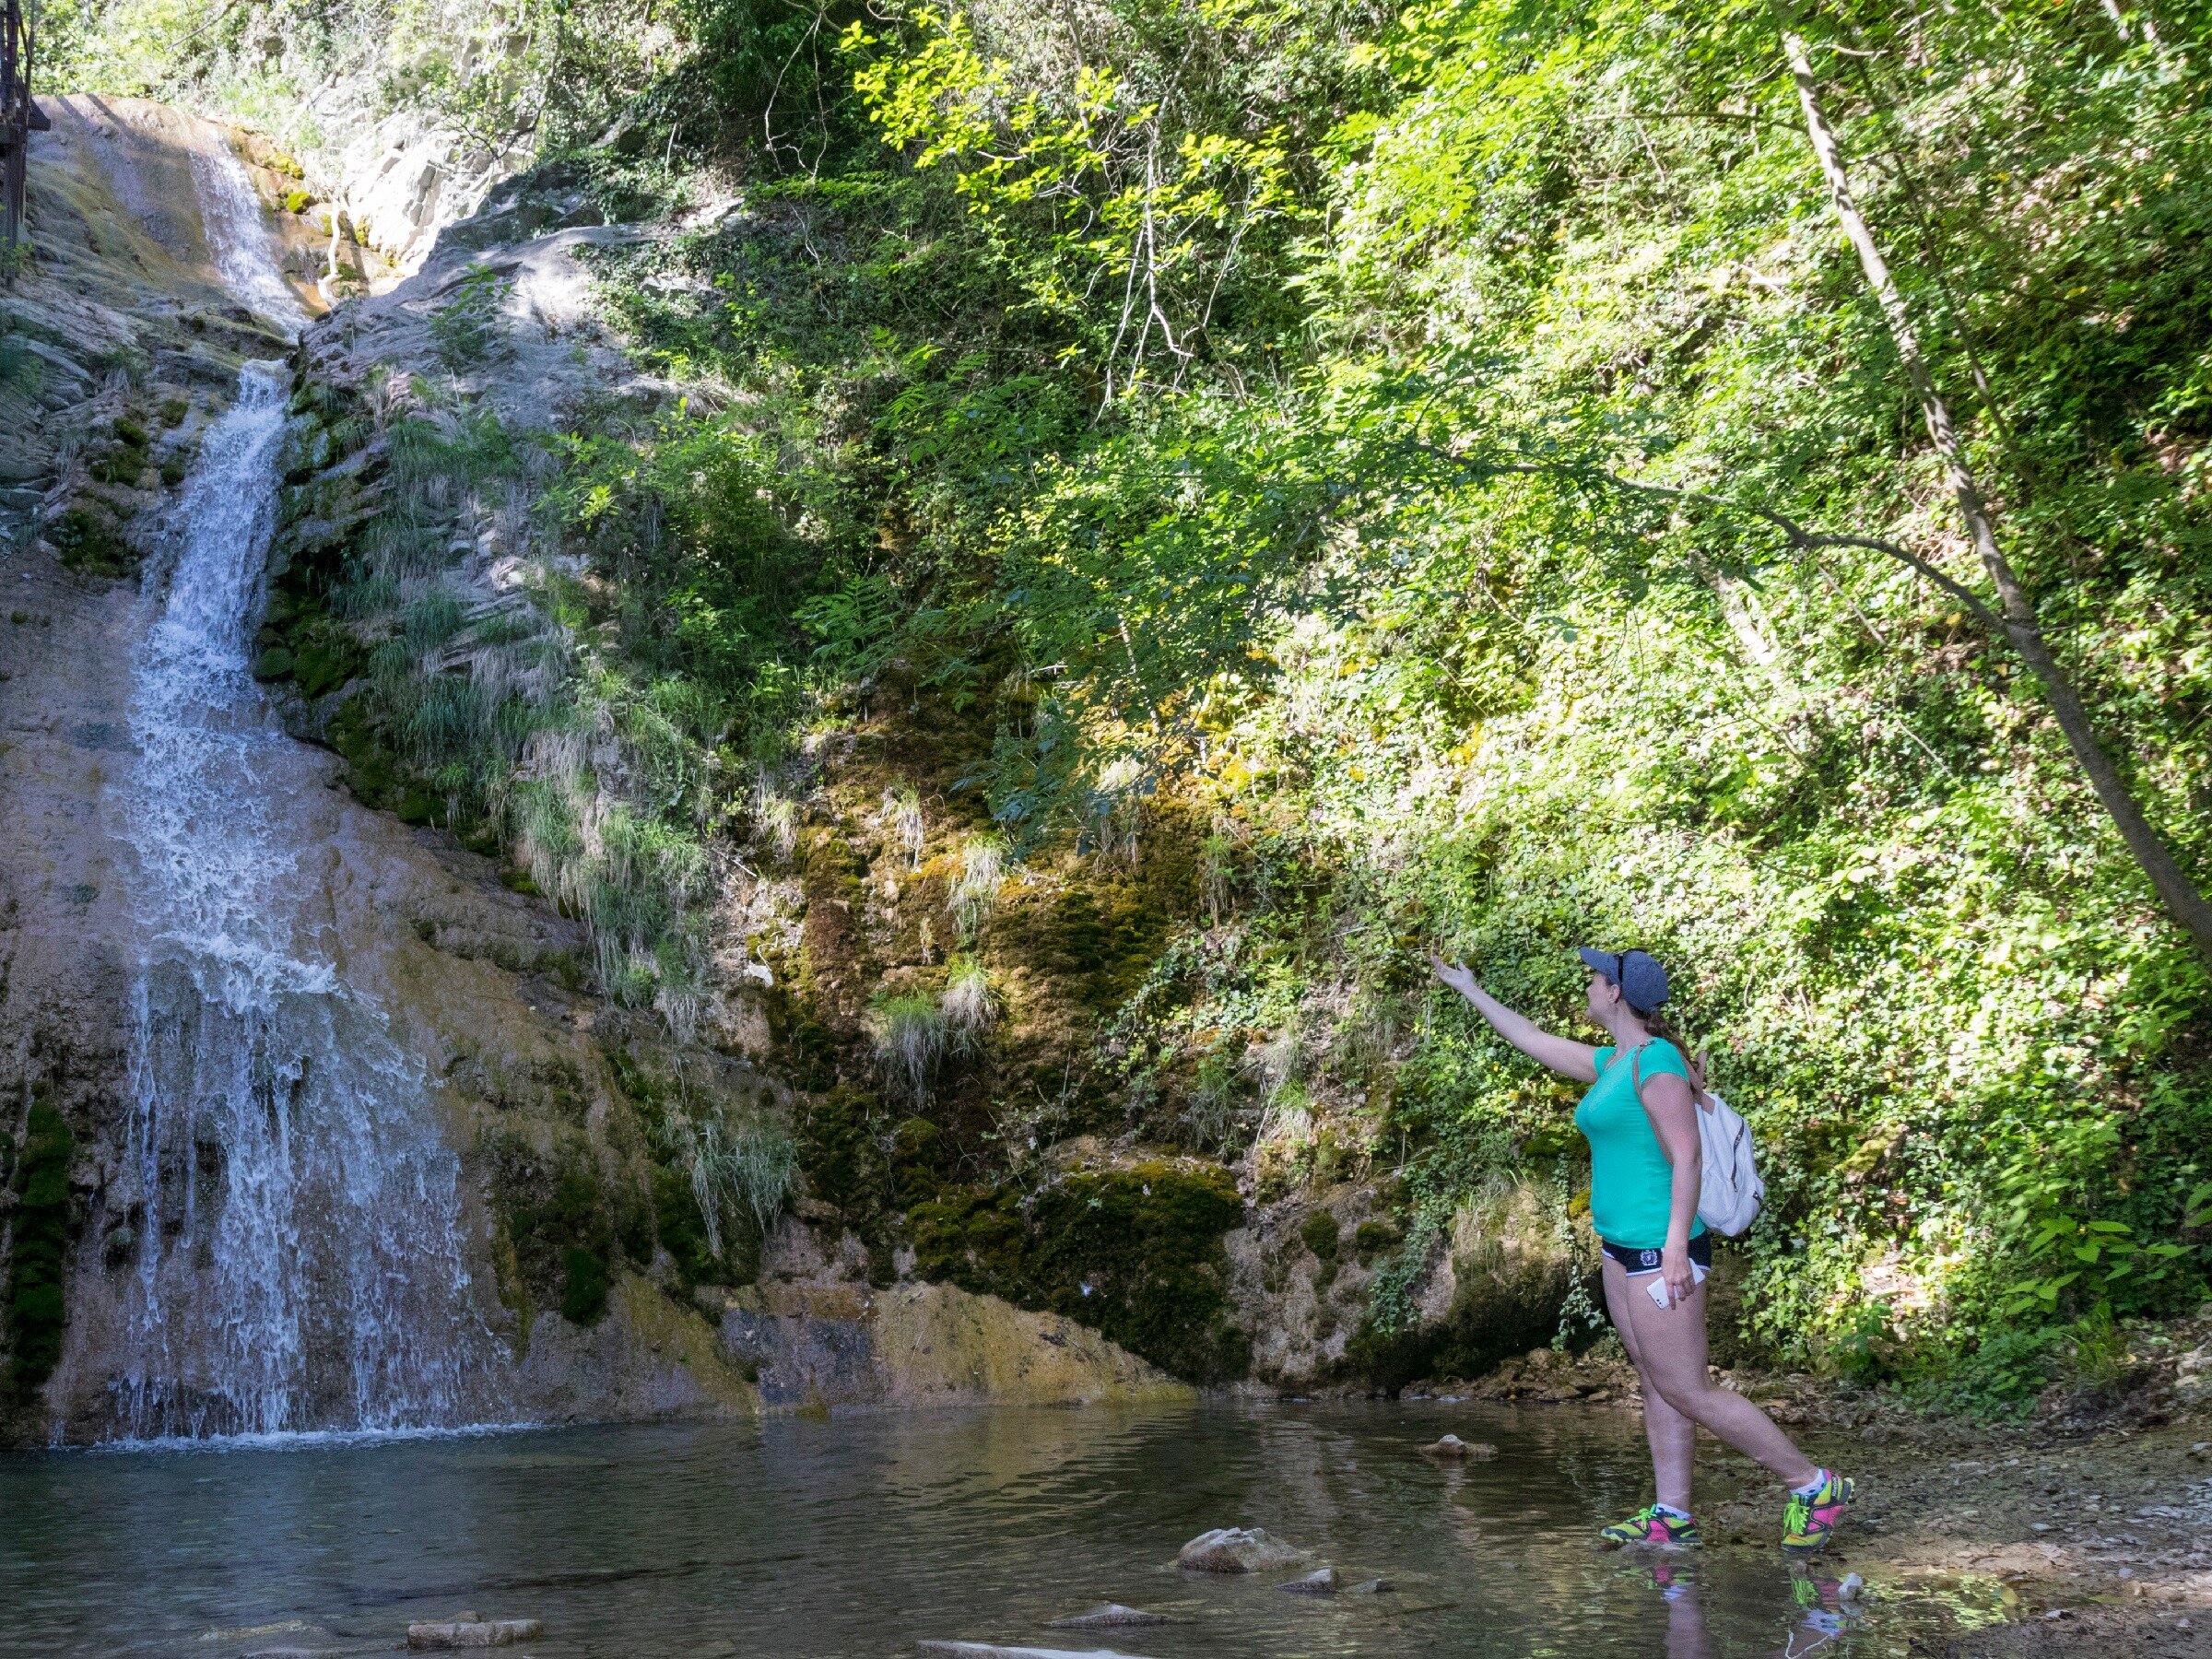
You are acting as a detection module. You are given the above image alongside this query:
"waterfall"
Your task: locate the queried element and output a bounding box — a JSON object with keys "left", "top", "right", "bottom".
{"left": 190, "top": 137, "right": 310, "bottom": 335}
{"left": 106, "top": 365, "right": 504, "bottom": 1439}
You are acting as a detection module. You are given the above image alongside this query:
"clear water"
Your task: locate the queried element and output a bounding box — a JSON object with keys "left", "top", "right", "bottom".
{"left": 0, "top": 1404, "right": 1978, "bottom": 1658}
{"left": 103, "top": 363, "right": 505, "bottom": 1438}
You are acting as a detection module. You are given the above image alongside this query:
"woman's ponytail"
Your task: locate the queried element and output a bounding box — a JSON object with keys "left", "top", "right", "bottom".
{"left": 1640, "top": 1007, "right": 1707, "bottom": 1094}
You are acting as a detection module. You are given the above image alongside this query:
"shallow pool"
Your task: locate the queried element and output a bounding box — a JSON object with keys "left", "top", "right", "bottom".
{"left": 0, "top": 1401, "right": 1978, "bottom": 1656}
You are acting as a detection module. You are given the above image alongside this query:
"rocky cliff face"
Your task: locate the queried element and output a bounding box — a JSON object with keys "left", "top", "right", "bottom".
{"left": 0, "top": 95, "right": 1582, "bottom": 1442}
{"left": 0, "top": 99, "right": 1202, "bottom": 1444}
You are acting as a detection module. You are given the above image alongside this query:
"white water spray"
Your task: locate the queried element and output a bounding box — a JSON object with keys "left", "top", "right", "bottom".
{"left": 108, "top": 362, "right": 503, "bottom": 1438}
{"left": 190, "top": 139, "right": 310, "bottom": 335}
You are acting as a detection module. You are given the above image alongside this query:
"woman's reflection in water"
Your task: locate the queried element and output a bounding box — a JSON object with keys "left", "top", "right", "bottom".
{"left": 1636, "top": 1560, "right": 1860, "bottom": 1658}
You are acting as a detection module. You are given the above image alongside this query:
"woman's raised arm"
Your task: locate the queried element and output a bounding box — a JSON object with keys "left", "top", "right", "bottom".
{"left": 1429, "top": 957, "right": 1600, "bottom": 1082}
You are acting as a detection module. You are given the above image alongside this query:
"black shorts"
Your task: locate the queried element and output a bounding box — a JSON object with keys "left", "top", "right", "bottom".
{"left": 1601, "top": 1233, "right": 1712, "bottom": 1276}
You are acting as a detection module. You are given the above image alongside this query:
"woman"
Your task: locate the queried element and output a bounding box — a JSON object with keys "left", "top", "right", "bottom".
{"left": 1430, "top": 946, "right": 1852, "bottom": 1552}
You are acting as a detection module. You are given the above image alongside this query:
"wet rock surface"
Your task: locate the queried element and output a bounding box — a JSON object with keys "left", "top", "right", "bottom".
{"left": 1177, "top": 1526, "right": 1306, "bottom": 1573}
{"left": 1044, "top": 1605, "right": 1170, "bottom": 1629}
{"left": 405, "top": 1617, "right": 543, "bottom": 1649}
{"left": 1419, "top": 1433, "right": 1499, "bottom": 1460}
{"left": 707, "top": 1274, "right": 1191, "bottom": 1410}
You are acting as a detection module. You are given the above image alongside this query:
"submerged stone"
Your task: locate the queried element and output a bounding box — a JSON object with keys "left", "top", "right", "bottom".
{"left": 1278, "top": 1567, "right": 1339, "bottom": 1596}
{"left": 1177, "top": 1525, "right": 1306, "bottom": 1572}
{"left": 1044, "top": 1606, "right": 1170, "bottom": 1629}
{"left": 1419, "top": 1434, "right": 1498, "bottom": 1461}
{"left": 404, "top": 1618, "right": 542, "bottom": 1650}
{"left": 920, "top": 1644, "right": 1162, "bottom": 1659}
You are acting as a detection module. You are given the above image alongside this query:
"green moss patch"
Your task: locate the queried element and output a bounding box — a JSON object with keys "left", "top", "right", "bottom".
{"left": 5, "top": 1103, "right": 75, "bottom": 1400}
{"left": 49, "top": 503, "right": 137, "bottom": 578}
{"left": 488, "top": 1134, "right": 623, "bottom": 1328}
{"left": 911, "top": 1160, "right": 1249, "bottom": 1383}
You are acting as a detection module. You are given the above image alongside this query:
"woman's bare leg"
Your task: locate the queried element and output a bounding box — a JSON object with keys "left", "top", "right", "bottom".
{"left": 1602, "top": 1259, "right": 1699, "bottom": 1512}
{"left": 1618, "top": 1266, "right": 1818, "bottom": 1488}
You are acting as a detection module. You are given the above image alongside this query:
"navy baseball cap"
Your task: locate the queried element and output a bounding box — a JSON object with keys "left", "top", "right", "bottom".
{"left": 1578, "top": 947, "right": 1669, "bottom": 1015}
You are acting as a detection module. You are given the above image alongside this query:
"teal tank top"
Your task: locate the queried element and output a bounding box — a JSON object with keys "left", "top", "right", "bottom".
{"left": 1574, "top": 1039, "right": 1705, "bottom": 1251}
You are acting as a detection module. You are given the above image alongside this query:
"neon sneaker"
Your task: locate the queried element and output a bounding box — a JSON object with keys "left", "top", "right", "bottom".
{"left": 1782, "top": 1470, "right": 1853, "bottom": 1552}
{"left": 1599, "top": 1504, "right": 1701, "bottom": 1547}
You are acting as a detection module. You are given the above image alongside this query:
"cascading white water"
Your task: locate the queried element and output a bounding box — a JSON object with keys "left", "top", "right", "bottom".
{"left": 110, "top": 362, "right": 503, "bottom": 1439}
{"left": 191, "top": 138, "right": 310, "bottom": 335}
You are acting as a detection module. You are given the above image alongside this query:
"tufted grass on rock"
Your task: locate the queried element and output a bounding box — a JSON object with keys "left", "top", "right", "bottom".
{"left": 870, "top": 993, "right": 947, "bottom": 1108}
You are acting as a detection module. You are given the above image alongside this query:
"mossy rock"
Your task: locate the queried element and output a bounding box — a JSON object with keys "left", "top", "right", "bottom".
{"left": 252, "top": 646, "right": 295, "bottom": 681}
{"left": 277, "top": 420, "right": 337, "bottom": 483}
{"left": 48, "top": 504, "right": 137, "bottom": 579}
{"left": 653, "top": 1163, "right": 719, "bottom": 1287}
{"left": 559, "top": 1247, "right": 610, "bottom": 1324}
{"left": 909, "top": 1159, "right": 1250, "bottom": 1384}
{"left": 328, "top": 698, "right": 395, "bottom": 803}
{"left": 888, "top": 1115, "right": 945, "bottom": 1205}
{"left": 1354, "top": 1218, "right": 1402, "bottom": 1262}
{"left": 490, "top": 1134, "right": 629, "bottom": 1329}
{"left": 1300, "top": 1210, "right": 1341, "bottom": 1260}
{"left": 5, "top": 1102, "right": 76, "bottom": 1400}
{"left": 86, "top": 446, "right": 148, "bottom": 487}
{"left": 293, "top": 634, "right": 359, "bottom": 699}
{"left": 796, "top": 1085, "right": 889, "bottom": 1225}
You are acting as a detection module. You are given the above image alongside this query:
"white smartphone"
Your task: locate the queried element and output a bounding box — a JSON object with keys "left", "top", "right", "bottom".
{"left": 1645, "top": 1262, "right": 1710, "bottom": 1309}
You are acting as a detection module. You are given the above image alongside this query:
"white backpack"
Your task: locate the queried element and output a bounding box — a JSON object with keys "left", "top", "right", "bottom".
{"left": 1691, "top": 1090, "right": 1765, "bottom": 1236}
{"left": 1633, "top": 1046, "right": 1766, "bottom": 1237}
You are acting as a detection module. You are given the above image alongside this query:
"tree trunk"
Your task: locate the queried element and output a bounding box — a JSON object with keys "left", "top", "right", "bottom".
{"left": 1775, "top": 20, "right": 2212, "bottom": 966}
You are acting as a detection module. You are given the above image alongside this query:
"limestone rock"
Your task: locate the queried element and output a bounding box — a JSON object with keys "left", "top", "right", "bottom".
{"left": 710, "top": 1274, "right": 1189, "bottom": 1411}
{"left": 1419, "top": 1433, "right": 1499, "bottom": 1461}
{"left": 1177, "top": 1526, "right": 1305, "bottom": 1572}
{"left": 1278, "top": 1567, "right": 1339, "bottom": 1595}
{"left": 1044, "top": 1606, "right": 1169, "bottom": 1629}
{"left": 2173, "top": 1343, "right": 2212, "bottom": 1406}
{"left": 404, "top": 1618, "right": 542, "bottom": 1649}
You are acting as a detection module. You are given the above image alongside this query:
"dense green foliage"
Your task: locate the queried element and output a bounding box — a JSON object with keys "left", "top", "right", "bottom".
{"left": 542, "top": 0, "right": 2212, "bottom": 1394}
{"left": 62, "top": 0, "right": 2212, "bottom": 1396}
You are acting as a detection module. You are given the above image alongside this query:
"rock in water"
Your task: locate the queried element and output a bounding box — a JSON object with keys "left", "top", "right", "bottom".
{"left": 1419, "top": 1434, "right": 1499, "bottom": 1461}
{"left": 1177, "top": 1526, "right": 1306, "bottom": 1572}
{"left": 405, "top": 1619, "right": 544, "bottom": 1650}
{"left": 1347, "top": 1578, "right": 1394, "bottom": 1595}
{"left": 1278, "top": 1567, "right": 1340, "bottom": 1596}
{"left": 919, "top": 1644, "right": 1162, "bottom": 1659}
{"left": 1044, "top": 1606, "right": 1170, "bottom": 1629}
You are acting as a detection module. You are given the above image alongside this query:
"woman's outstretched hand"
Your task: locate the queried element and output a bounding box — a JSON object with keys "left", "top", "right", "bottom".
{"left": 1429, "top": 954, "right": 1479, "bottom": 1000}
{"left": 1427, "top": 954, "right": 1598, "bottom": 1083}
